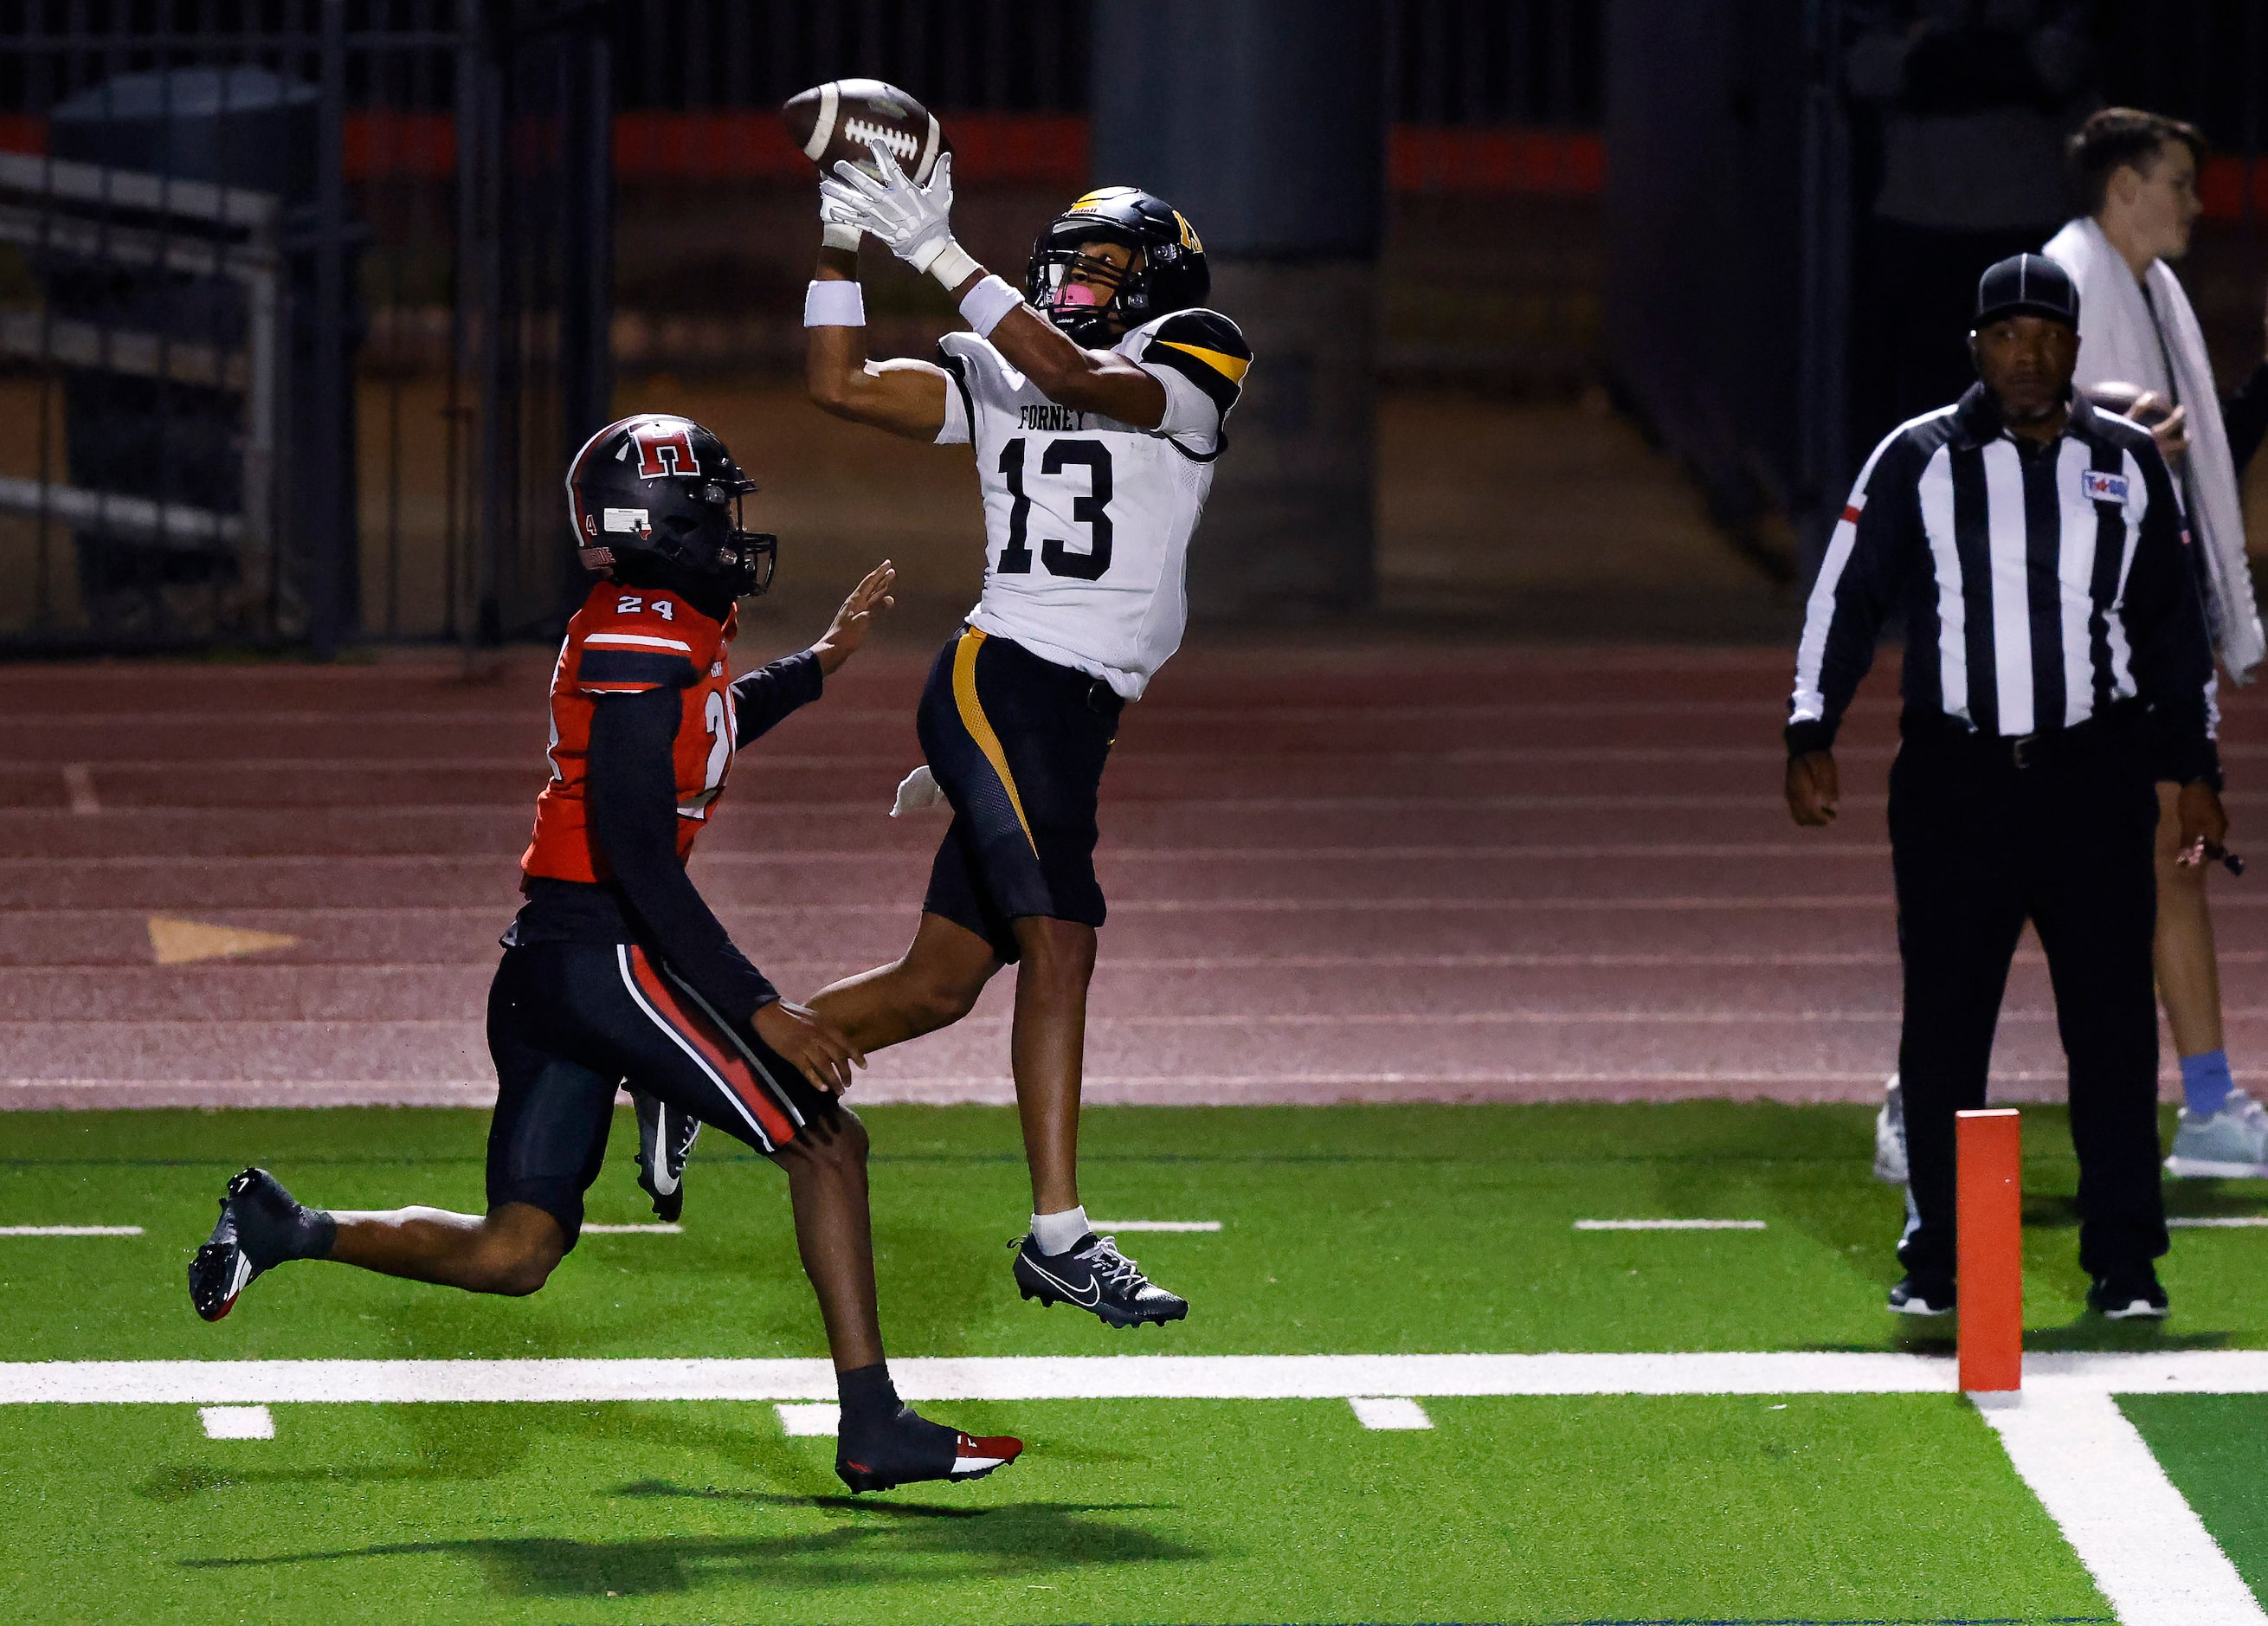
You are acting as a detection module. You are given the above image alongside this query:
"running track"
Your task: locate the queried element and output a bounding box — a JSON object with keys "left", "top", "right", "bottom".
{"left": 3, "top": 642, "right": 2259, "bottom": 1108}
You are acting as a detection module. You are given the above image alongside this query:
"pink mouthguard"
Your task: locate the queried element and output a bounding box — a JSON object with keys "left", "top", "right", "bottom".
{"left": 1054, "top": 282, "right": 1102, "bottom": 308}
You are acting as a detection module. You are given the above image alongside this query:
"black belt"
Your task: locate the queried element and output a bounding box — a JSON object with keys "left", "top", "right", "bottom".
{"left": 1899, "top": 701, "right": 2142, "bottom": 771}
{"left": 970, "top": 626, "right": 1124, "bottom": 717}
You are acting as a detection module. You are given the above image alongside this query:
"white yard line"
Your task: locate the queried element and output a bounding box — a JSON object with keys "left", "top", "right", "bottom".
{"left": 2169, "top": 1216, "right": 2268, "bottom": 1229}
{"left": 12, "top": 1344, "right": 2245, "bottom": 1623}
{"left": 197, "top": 1404, "right": 274, "bottom": 1440}
{"left": 0, "top": 1225, "right": 142, "bottom": 1236}
{"left": 774, "top": 1402, "right": 840, "bottom": 1437}
{"left": 0, "top": 1351, "right": 1958, "bottom": 1404}
{"left": 1347, "top": 1397, "right": 1433, "bottom": 1430}
{"left": 1574, "top": 1219, "right": 1767, "bottom": 1231}
{"left": 1981, "top": 1389, "right": 2268, "bottom": 1625}
{"left": 579, "top": 1223, "right": 682, "bottom": 1235}
{"left": 23, "top": 1349, "right": 2268, "bottom": 1406}
{"left": 1091, "top": 1221, "right": 1221, "bottom": 1233}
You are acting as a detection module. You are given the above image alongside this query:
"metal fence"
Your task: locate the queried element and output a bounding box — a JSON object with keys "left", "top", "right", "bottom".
{"left": 0, "top": 0, "right": 609, "bottom": 653}
{"left": 0, "top": 0, "right": 1607, "bottom": 653}
{"left": 598, "top": 0, "right": 1600, "bottom": 124}
{"left": 594, "top": 0, "right": 1607, "bottom": 388}
{"left": 1613, "top": 0, "right": 2268, "bottom": 593}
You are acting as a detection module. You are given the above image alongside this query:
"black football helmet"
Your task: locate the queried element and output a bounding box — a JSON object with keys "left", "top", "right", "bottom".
{"left": 564, "top": 414, "right": 777, "bottom": 598}
{"left": 1023, "top": 186, "right": 1211, "bottom": 346}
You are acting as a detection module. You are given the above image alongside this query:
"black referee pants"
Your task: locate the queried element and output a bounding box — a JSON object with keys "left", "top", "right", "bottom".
{"left": 1891, "top": 711, "right": 2168, "bottom": 1281}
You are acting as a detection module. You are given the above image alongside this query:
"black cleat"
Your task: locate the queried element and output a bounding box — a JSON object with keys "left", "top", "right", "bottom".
{"left": 835, "top": 1405, "right": 1022, "bottom": 1494}
{"left": 189, "top": 1167, "right": 332, "bottom": 1323}
{"left": 2087, "top": 1267, "right": 2169, "bottom": 1320}
{"left": 1887, "top": 1272, "right": 1956, "bottom": 1317}
{"left": 632, "top": 1090, "right": 700, "bottom": 1223}
{"left": 1012, "top": 1231, "right": 1189, "bottom": 1328}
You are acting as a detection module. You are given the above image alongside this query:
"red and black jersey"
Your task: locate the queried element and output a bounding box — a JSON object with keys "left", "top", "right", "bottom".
{"left": 522, "top": 580, "right": 740, "bottom": 885}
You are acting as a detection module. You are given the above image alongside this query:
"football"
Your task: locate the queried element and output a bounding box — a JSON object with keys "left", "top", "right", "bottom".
{"left": 782, "top": 78, "right": 949, "bottom": 184}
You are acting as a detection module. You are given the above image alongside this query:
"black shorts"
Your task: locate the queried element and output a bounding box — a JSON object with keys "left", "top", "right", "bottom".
{"left": 484, "top": 939, "right": 834, "bottom": 1244}
{"left": 915, "top": 627, "right": 1121, "bottom": 963}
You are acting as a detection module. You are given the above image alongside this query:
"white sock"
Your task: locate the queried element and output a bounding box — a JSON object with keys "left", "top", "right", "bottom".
{"left": 1030, "top": 1206, "right": 1090, "bottom": 1256}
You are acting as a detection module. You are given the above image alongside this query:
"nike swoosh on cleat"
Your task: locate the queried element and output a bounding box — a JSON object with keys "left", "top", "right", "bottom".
{"left": 1022, "top": 1257, "right": 1103, "bottom": 1307}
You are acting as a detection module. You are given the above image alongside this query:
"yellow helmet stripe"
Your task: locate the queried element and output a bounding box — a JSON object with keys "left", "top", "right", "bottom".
{"left": 1155, "top": 339, "right": 1249, "bottom": 384}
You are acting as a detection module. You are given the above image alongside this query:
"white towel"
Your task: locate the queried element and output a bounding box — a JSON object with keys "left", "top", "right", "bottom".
{"left": 2044, "top": 216, "right": 2264, "bottom": 681}
{"left": 889, "top": 764, "right": 948, "bottom": 817}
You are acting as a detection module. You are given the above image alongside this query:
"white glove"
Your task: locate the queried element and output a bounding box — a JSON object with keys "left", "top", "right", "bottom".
{"left": 820, "top": 144, "right": 975, "bottom": 287}
{"left": 820, "top": 185, "right": 861, "bottom": 253}
{"left": 889, "top": 764, "right": 949, "bottom": 817}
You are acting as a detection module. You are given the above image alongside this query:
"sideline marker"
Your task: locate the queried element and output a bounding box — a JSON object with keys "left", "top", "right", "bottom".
{"left": 1957, "top": 1108, "right": 2023, "bottom": 1394}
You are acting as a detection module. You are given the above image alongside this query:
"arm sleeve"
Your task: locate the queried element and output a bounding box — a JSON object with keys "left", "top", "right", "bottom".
{"left": 2123, "top": 446, "right": 2222, "bottom": 787}
{"left": 2223, "top": 358, "right": 2268, "bottom": 478}
{"left": 587, "top": 687, "right": 779, "bottom": 1022}
{"left": 1144, "top": 363, "right": 1224, "bottom": 451}
{"left": 1786, "top": 435, "right": 1917, "bottom": 757}
{"left": 934, "top": 343, "right": 976, "bottom": 446}
{"left": 731, "top": 649, "right": 825, "bottom": 748}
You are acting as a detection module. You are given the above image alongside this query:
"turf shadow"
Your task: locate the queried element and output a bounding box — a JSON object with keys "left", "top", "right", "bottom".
{"left": 178, "top": 1499, "right": 1209, "bottom": 1595}
{"left": 2020, "top": 1317, "right": 2234, "bottom": 1352}
{"left": 136, "top": 1412, "right": 532, "bottom": 1503}
{"left": 615, "top": 1476, "right": 1170, "bottom": 1522}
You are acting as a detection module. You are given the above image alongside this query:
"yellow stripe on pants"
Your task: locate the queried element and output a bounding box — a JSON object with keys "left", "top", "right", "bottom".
{"left": 951, "top": 628, "right": 1036, "bottom": 850}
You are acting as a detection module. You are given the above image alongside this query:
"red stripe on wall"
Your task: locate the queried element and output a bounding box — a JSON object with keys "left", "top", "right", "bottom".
{"left": 1389, "top": 126, "right": 1605, "bottom": 197}
{"left": 2198, "top": 157, "right": 2268, "bottom": 222}
{"left": 343, "top": 110, "right": 455, "bottom": 179}
{"left": 0, "top": 109, "right": 1613, "bottom": 196}
{"left": 10, "top": 107, "right": 2250, "bottom": 216}
{"left": 615, "top": 109, "right": 808, "bottom": 181}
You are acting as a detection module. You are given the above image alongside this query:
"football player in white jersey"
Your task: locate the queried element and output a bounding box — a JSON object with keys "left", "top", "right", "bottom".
{"left": 796, "top": 145, "right": 1249, "bottom": 1328}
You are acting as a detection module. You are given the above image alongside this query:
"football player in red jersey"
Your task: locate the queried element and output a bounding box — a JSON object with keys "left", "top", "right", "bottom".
{"left": 187, "top": 415, "right": 1021, "bottom": 1494}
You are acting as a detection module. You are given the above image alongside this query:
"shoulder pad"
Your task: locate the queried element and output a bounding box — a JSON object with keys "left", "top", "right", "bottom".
{"left": 1145, "top": 308, "right": 1248, "bottom": 359}
{"left": 1137, "top": 308, "right": 1249, "bottom": 415}
{"left": 572, "top": 589, "right": 712, "bottom": 694}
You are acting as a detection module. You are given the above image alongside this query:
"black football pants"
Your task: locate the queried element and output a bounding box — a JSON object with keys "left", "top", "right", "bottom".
{"left": 1890, "top": 714, "right": 2168, "bottom": 1281}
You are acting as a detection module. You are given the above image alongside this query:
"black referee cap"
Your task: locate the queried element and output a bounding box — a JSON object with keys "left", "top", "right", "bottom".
{"left": 1974, "top": 253, "right": 2080, "bottom": 331}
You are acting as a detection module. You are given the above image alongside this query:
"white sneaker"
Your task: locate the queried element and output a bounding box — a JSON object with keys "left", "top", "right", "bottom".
{"left": 2166, "top": 1089, "right": 2268, "bottom": 1179}
{"left": 1873, "top": 1073, "right": 1908, "bottom": 1184}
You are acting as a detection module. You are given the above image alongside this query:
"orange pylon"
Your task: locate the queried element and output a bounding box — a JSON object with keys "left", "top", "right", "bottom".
{"left": 1957, "top": 1107, "right": 2023, "bottom": 1393}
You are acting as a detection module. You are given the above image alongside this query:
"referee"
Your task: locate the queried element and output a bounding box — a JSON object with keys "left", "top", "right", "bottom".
{"left": 1785, "top": 253, "right": 2227, "bottom": 1320}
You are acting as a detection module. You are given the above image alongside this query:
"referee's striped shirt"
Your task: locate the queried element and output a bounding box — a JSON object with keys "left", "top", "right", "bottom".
{"left": 1787, "top": 384, "right": 2218, "bottom": 784}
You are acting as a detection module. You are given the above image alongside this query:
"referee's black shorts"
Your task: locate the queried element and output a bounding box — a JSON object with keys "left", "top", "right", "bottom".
{"left": 915, "top": 627, "right": 1121, "bottom": 964}
{"left": 483, "top": 940, "right": 834, "bottom": 1245}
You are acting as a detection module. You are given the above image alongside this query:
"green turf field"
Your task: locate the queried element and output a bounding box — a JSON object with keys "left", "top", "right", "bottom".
{"left": 3, "top": 1102, "right": 2265, "bottom": 1624}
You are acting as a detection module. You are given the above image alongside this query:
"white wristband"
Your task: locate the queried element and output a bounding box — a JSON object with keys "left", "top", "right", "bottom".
{"left": 821, "top": 220, "right": 863, "bottom": 253}
{"left": 957, "top": 274, "right": 1023, "bottom": 339}
{"left": 924, "top": 239, "right": 980, "bottom": 294}
{"left": 802, "top": 279, "right": 866, "bottom": 328}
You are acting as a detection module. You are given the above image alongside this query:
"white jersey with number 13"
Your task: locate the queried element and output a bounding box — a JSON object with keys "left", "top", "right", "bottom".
{"left": 932, "top": 306, "right": 1250, "bottom": 700}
